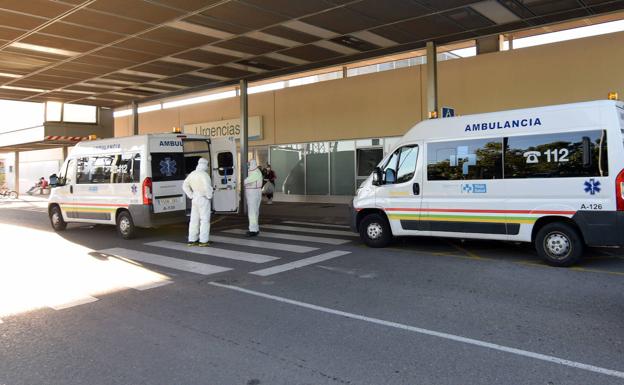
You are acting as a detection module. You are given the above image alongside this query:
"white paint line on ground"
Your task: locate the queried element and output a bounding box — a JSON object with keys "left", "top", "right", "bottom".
{"left": 223, "top": 229, "right": 351, "bottom": 245}
{"left": 282, "top": 221, "right": 350, "bottom": 229}
{"left": 146, "top": 241, "right": 278, "bottom": 264}
{"left": 262, "top": 224, "right": 358, "bottom": 237}
{"left": 100, "top": 248, "right": 232, "bottom": 275}
{"left": 250, "top": 250, "right": 351, "bottom": 276}
{"left": 208, "top": 282, "right": 624, "bottom": 380}
{"left": 131, "top": 280, "right": 173, "bottom": 291}
{"left": 48, "top": 296, "right": 99, "bottom": 311}
{"left": 209, "top": 235, "right": 318, "bottom": 254}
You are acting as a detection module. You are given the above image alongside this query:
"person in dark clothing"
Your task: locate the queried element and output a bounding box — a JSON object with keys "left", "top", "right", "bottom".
{"left": 262, "top": 164, "right": 276, "bottom": 204}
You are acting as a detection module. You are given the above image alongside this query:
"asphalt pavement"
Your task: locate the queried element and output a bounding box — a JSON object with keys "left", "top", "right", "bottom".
{"left": 0, "top": 198, "right": 623, "bottom": 385}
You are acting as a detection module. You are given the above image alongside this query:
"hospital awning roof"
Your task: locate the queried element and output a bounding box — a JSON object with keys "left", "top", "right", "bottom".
{"left": 0, "top": 0, "right": 622, "bottom": 107}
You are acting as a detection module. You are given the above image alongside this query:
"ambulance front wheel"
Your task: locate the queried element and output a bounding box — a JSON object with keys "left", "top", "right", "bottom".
{"left": 117, "top": 211, "right": 136, "bottom": 240}
{"left": 535, "top": 222, "right": 583, "bottom": 267}
{"left": 49, "top": 205, "right": 67, "bottom": 232}
{"left": 360, "top": 213, "right": 392, "bottom": 248}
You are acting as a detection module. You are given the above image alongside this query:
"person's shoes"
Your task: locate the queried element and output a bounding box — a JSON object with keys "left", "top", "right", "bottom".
{"left": 187, "top": 241, "right": 199, "bottom": 247}
{"left": 198, "top": 241, "right": 213, "bottom": 247}
{"left": 246, "top": 231, "right": 259, "bottom": 237}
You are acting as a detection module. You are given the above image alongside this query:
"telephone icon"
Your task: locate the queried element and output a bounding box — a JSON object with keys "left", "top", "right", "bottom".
{"left": 523, "top": 151, "right": 541, "bottom": 164}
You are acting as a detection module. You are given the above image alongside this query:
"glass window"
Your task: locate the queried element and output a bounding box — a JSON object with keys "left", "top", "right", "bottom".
{"left": 306, "top": 142, "right": 329, "bottom": 195}
{"left": 357, "top": 148, "right": 383, "bottom": 177}
{"left": 63, "top": 104, "right": 97, "bottom": 123}
{"left": 76, "top": 157, "right": 91, "bottom": 184}
{"left": 115, "top": 153, "right": 140, "bottom": 183}
{"left": 270, "top": 144, "right": 305, "bottom": 194}
{"left": 46, "top": 101, "right": 62, "bottom": 121}
{"left": 151, "top": 153, "right": 185, "bottom": 182}
{"left": 330, "top": 141, "right": 355, "bottom": 195}
{"left": 217, "top": 152, "right": 234, "bottom": 176}
{"left": 428, "top": 139, "right": 503, "bottom": 180}
{"left": 504, "top": 130, "right": 608, "bottom": 178}
{"left": 60, "top": 158, "right": 75, "bottom": 185}
{"left": 90, "top": 155, "right": 115, "bottom": 184}
{"left": 396, "top": 146, "right": 418, "bottom": 183}
{"left": 381, "top": 149, "right": 400, "bottom": 184}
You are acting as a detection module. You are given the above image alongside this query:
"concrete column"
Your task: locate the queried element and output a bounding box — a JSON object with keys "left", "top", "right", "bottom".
{"left": 62, "top": 146, "right": 68, "bottom": 161}
{"left": 426, "top": 41, "right": 438, "bottom": 118}
{"left": 14, "top": 151, "right": 19, "bottom": 197}
{"left": 132, "top": 101, "right": 139, "bottom": 135}
{"left": 476, "top": 35, "right": 503, "bottom": 55}
{"left": 240, "top": 79, "right": 248, "bottom": 214}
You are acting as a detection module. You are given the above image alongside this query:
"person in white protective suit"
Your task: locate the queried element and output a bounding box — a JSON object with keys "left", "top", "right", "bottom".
{"left": 182, "top": 158, "right": 213, "bottom": 246}
{"left": 244, "top": 159, "right": 263, "bottom": 236}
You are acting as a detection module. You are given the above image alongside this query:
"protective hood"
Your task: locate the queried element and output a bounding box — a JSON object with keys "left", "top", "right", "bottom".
{"left": 249, "top": 159, "right": 258, "bottom": 171}
{"left": 196, "top": 158, "right": 209, "bottom": 172}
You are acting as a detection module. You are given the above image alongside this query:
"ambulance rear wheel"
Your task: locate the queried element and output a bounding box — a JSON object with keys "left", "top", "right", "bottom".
{"left": 535, "top": 222, "right": 583, "bottom": 267}
{"left": 117, "top": 211, "right": 136, "bottom": 240}
{"left": 360, "top": 213, "right": 392, "bottom": 248}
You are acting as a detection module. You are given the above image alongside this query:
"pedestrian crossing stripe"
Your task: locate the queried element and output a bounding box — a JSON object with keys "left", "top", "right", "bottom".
{"left": 100, "top": 248, "right": 232, "bottom": 275}
{"left": 223, "top": 229, "right": 351, "bottom": 245}
{"left": 145, "top": 241, "right": 278, "bottom": 263}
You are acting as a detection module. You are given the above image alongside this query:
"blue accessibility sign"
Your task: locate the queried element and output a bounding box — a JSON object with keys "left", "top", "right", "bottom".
{"left": 441, "top": 107, "right": 455, "bottom": 118}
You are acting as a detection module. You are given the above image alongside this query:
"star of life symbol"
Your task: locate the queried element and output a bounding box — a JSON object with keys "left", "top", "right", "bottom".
{"left": 160, "top": 157, "right": 177, "bottom": 177}
{"left": 584, "top": 178, "right": 601, "bottom": 195}
{"left": 461, "top": 184, "right": 473, "bottom": 193}
{"left": 131, "top": 184, "right": 138, "bottom": 194}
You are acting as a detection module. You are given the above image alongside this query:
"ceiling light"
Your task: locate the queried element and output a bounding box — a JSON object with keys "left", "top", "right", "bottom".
{"left": 1, "top": 85, "right": 46, "bottom": 92}
{"left": 471, "top": 1, "right": 521, "bottom": 24}
{"left": 0, "top": 72, "right": 23, "bottom": 79}
{"left": 9, "top": 42, "right": 79, "bottom": 57}
{"left": 162, "top": 90, "right": 236, "bottom": 109}
{"left": 138, "top": 103, "right": 162, "bottom": 113}
{"left": 166, "top": 21, "right": 234, "bottom": 40}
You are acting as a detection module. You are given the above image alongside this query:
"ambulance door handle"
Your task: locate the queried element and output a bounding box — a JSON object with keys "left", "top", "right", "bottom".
{"left": 70, "top": 185, "right": 73, "bottom": 194}
{"left": 412, "top": 183, "right": 420, "bottom": 195}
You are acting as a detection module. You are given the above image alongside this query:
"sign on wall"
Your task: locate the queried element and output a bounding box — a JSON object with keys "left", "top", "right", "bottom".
{"left": 183, "top": 116, "right": 263, "bottom": 141}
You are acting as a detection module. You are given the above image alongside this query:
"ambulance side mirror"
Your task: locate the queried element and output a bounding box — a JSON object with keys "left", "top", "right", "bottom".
{"left": 372, "top": 167, "right": 382, "bottom": 186}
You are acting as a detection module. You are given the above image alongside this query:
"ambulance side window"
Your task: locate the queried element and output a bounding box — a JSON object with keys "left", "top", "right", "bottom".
{"left": 427, "top": 139, "right": 503, "bottom": 181}
{"left": 396, "top": 145, "right": 418, "bottom": 183}
{"left": 504, "top": 130, "right": 608, "bottom": 178}
{"left": 76, "top": 157, "right": 91, "bottom": 184}
{"left": 381, "top": 149, "right": 400, "bottom": 184}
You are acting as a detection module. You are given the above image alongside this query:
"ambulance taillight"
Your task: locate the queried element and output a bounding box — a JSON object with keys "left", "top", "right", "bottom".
{"left": 142, "top": 177, "right": 153, "bottom": 205}
{"left": 616, "top": 169, "right": 624, "bottom": 211}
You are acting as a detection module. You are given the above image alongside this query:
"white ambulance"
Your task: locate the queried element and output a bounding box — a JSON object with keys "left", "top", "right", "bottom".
{"left": 351, "top": 98, "right": 624, "bottom": 266}
{"left": 48, "top": 132, "right": 238, "bottom": 239}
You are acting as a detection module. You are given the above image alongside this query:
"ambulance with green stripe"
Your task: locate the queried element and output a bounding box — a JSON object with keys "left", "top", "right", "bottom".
{"left": 48, "top": 131, "right": 238, "bottom": 239}
{"left": 351, "top": 98, "right": 624, "bottom": 266}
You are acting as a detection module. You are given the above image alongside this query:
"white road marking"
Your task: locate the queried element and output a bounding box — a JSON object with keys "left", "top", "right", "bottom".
{"left": 209, "top": 282, "right": 624, "bottom": 380}
{"left": 146, "top": 241, "right": 278, "bottom": 263}
{"left": 223, "top": 229, "right": 351, "bottom": 245}
{"left": 209, "top": 235, "right": 318, "bottom": 254}
{"left": 250, "top": 251, "right": 351, "bottom": 276}
{"left": 130, "top": 280, "right": 173, "bottom": 291}
{"left": 262, "top": 224, "right": 358, "bottom": 237}
{"left": 282, "top": 221, "right": 350, "bottom": 229}
{"left": 100, "top": 248, "right": 232, "bottom": 275}
{"left": 48, "top": 296, "right": 99, "bottom": 310}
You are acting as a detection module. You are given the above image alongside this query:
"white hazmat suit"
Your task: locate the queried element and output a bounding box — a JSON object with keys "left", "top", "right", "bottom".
{"left": 182, "top": 158, "right": 213, "bottom": 244}
{"left": 244, "top": 159, "right": 263, "bottom": 234}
